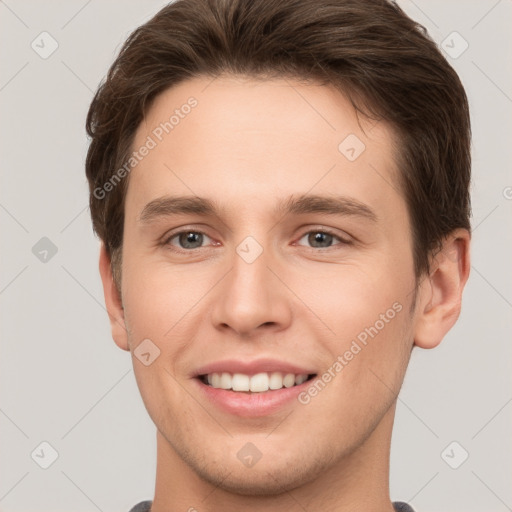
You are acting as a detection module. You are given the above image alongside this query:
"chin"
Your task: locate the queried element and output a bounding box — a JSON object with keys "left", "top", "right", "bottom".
{"left": 188, "top": 448, "right": 335, "bottom": 497}
{"left": 196, "top": 465, "right": 309, "bottom": 496}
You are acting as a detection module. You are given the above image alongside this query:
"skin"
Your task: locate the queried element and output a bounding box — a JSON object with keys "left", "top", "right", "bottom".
{"left": 99, "top": 75, "right": 470, "bottom": 511}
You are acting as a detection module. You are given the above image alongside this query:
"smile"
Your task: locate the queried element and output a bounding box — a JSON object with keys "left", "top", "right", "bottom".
{"left": 200, "top": 371, "right": 315, "bottom": 392}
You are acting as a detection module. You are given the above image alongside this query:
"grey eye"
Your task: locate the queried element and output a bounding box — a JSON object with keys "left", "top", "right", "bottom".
{"left": 297, "top": 231, "right": 342, "bottom": 249}
{"left": 168, "top": 231, "right": 212, "bottom": 249}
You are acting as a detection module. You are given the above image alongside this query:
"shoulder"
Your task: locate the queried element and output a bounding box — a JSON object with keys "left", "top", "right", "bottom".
{"left": 393, "top": 502, "right": 416, "bottom": 512}
{"left": 128, "top": 500, "right": 152, "bottom": 512}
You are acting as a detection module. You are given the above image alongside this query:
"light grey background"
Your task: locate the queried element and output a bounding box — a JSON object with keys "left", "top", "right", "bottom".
{"left": 1, "top": 1, "right": 511, "bottom": 511}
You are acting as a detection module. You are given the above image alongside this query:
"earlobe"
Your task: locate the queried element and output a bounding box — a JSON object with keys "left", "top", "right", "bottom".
{"left": 98, "top": 243, "right": 130, "bottom": 351}
{"left": 413, "top": 229, "right": 471, "bottom": 349}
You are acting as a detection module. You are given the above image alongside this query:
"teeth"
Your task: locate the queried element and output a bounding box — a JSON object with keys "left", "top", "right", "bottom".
{"left": 220, "top": 372, "right": 232, "bottom": 390}
{"left": 283, "top": 374, "right": 295, "bottom": 388}
{"left": 269, "top": 371, "right": 283, "bottom": 390}
{"left": 211, "top": 373, "right": 221, "bottom": 388}
{"left": 204, "top": 372, "right": 310, "bottom": 392}
{"left": 231, "top": 373, "right": 250, "bottom": 391}
{"left": 295, "top": 374, "right": 308, "bottom": 385}
{"left": 250, "top": 372, "right": 269, "bottom": 392}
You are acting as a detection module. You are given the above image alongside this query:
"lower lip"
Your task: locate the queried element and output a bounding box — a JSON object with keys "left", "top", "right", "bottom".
{"left": 193, "top": 378, "right": 313, "bottom": 417}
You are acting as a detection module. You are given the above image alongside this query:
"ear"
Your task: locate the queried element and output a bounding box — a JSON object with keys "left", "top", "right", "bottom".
{"left": 98, "top": 243, "right": 130, "bottom": 351}
{"left": 413, "top": 228, "right": 471, "bottom": 349}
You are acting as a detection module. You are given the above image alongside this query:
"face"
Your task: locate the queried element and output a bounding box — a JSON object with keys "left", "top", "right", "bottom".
{"left": 117, "top": 75, "right": 421, "bottom": 494}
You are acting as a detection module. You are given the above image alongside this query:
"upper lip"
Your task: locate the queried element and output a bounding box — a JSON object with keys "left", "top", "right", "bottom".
{"left": 193, "top": 358, "right": 316, "bottom": 378}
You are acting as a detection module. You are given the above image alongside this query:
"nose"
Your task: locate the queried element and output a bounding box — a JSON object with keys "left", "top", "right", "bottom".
{"left": 210, "top": 240, "right": 292, "bottom": 338}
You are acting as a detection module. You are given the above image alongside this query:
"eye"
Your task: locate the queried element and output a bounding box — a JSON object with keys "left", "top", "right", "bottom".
{"left": 298, "top": 230, "right": 349, "bottom": 249}
{"left": 165, "top": 230, "right": 213, "bottom": 250}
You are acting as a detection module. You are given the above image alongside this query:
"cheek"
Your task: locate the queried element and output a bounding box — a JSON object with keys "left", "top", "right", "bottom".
{"left": 295, "top": 261, "right": 414, "bottom": 392}
{"left": 121, "top": 255, "right": 203, "bottom": 338}
{"left": 292, "top": 256, "right": 411, "bottom": 336}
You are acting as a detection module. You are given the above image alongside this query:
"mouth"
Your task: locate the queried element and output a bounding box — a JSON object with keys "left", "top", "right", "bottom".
{"left": 198, "top": 372, "right": 317, "bottom": 393}
{"left": 192, "top": 359, "right": 318, "bottom": 417}
{"left": 194, "top": 371, "right": 317, "bottom": 417}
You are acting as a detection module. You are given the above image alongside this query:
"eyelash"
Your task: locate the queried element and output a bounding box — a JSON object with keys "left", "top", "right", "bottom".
{"left": 162, "top": 228, "right": 352, "bottom": 252}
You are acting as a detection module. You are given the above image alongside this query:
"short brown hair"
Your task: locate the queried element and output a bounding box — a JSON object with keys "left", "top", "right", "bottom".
{"left": 85, "top": 0, "right": 471, "bottom": 290}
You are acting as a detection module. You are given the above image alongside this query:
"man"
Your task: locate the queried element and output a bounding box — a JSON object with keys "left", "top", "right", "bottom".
{"left": 85, "top": 0, "right": 471, "bottom": 510}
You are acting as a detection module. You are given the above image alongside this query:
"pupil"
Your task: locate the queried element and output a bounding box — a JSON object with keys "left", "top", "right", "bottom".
{"left": 181, "top": 232, "right": 201, "bottom": 248}
{"left": 310, "top": 232, "right": 332, "bottom": 248}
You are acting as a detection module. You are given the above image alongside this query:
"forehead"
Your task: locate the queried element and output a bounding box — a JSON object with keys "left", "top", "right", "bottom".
{"left": 127, "top": 75, "right": 402, "bottom": 216}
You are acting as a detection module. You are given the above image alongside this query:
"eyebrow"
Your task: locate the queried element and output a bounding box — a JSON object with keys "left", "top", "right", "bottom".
{"left": 139, "top": 195, "right": 220, "bottom": 223}
{"left": 139, "top": 194, "right": 378, "bottom": 224}
{"left": 277, "top": 194, "right": 377, "bottom": 222}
